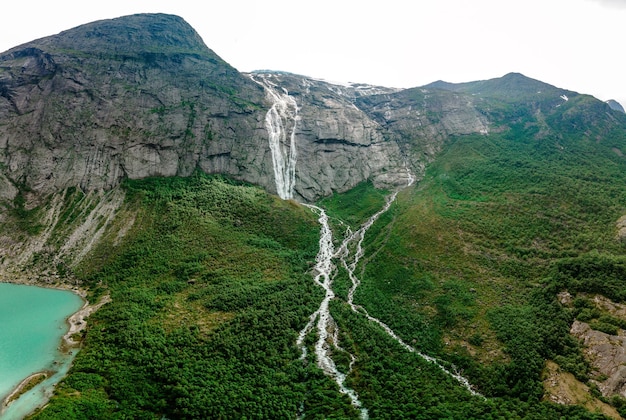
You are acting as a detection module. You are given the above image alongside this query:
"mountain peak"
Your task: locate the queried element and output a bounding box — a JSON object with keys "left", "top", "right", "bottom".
{"left": 9, "top": 13, "right": 209, "bottom": 56}
{"left": 606, "top": 99, "right": 625, "bottom": 113}
{"left": 424, "top": 72, "right": 574, "bottom": 103}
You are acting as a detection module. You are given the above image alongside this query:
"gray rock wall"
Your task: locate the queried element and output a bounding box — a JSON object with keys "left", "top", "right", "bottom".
{"left": 0, "top": 14, "right": 493, "bottom": 207}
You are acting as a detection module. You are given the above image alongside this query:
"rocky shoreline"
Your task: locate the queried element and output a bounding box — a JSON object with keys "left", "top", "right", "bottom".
{"left": 63, "top": 293, "right": 111, "bottom": 348}
{"left": 2, "top": 372, "right": 50, "bottom": 409}
{"left": 0, "top": 281, "right": 110, "bottom": 413}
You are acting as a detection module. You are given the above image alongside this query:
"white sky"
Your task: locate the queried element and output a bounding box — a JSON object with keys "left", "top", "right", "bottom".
{"left": 1, "top": 0, "right": 625, "bottom": 107}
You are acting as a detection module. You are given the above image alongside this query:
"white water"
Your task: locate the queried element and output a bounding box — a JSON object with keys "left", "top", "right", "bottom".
{"left": 336, "top": 191, "right": 398, "bottom": 310}
{"left": 336, "top": 187, "right": 481, "bottom": 397}
{"left": 405, "top": 164, "right": 416, "bottom": 187}
{"left": 255, "top": 75, "right": 481, "bottom": 416}
{"left": 296, "top": 179, "right": 481, "bottom": 416}
{"left": 297, "top": 204, "right": 368, "bottom": 419}
{"left": 250, "top": 74, "right": 298, "bottom": 199}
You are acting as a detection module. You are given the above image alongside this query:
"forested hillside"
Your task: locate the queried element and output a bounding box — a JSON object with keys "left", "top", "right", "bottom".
{"left": 27, "top": 120, "right": 626, "bottom": 418}
{"left": 2, "top": 13, "right": 626, "bottom": 420}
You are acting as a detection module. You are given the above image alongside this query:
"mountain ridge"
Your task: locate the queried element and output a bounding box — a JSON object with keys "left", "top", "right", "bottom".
{"left": 2, "top": 14, "right": 626, "bottom": 419}
{"left": 2, "top": 13, "right": 624, "bottom": 205}
{"left": 2, "top": 12, "right": 625, "bottom": 281}
{"left": 4, "top": 13, "right": 210, "bottom": 56}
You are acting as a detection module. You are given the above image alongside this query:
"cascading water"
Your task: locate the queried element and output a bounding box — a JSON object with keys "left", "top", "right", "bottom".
{"left": 250, "top": 74, "right": 298, "bottom": 199}
{"left": 255, "top": 74, "right": 480, "bottom": 417}
{"left": 254, "top": 73, "right": 367, "bottom": 416}
{"left": 336, "top": 186, "right": 481, "bottom": 397}
{"left": 297, "top": 204, "right": 368, "bottom": 419}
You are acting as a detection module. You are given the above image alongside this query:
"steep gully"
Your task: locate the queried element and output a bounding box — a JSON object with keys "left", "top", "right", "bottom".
{"left": 251, "top": 74, "right": 479, "bottom": 418}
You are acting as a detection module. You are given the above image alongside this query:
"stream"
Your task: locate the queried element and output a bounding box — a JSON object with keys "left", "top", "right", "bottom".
{"left": 254, "top": 73, "right": 480, "bottom": 418}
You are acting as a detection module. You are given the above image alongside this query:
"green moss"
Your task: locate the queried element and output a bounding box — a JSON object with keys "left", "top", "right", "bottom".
{"left": 11, "top": 192, "right": 44, "bottom": 235}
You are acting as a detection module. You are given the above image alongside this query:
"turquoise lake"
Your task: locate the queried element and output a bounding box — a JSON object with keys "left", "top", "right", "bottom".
{"left": 0, "top": 283, "right": 84, "bottom": 419}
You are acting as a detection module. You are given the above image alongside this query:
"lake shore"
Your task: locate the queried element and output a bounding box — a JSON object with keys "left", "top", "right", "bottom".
{"left": 0, "top": 280, "right": 110, "bottom": 414}
{"left": 2, "top": 372, "right": 50, "bottom": 409}
{"left": 62, "top": 293, "right": 111, "bottom": 349}
{"left": 0, "top": 275, "right": 88, "bottom": 299}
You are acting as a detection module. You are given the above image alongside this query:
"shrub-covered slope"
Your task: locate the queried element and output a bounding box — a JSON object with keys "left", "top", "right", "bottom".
{"left": 346, "top": 102, "right": 626, "bottom": 417}
{"left": 3, "top": 12, "right": 626, "bottom": 420}
{"left": 28, "top": 160, "right": 626, "bottom": 419}
{"left": 29, "top": 174, "right": 327, "bottom": 418}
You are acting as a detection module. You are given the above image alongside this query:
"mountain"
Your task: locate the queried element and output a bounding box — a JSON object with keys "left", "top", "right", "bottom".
{"left": 0, "top": 14, "right": 411, "bottom": 203}
{"left": 3, "top": 13, "right": 626, "bottom": 420}
{"left": 0, "top": 14, "right": 254, "bottom": 194}
{"left": 607, "top": 99, "right": 625, "bottom": 113}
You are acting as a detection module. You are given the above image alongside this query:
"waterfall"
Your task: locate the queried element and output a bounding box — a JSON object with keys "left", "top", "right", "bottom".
{"left": 250, "top": 74, "right": 298, "bottom": 199}
{"left": 253, "top": 74, "right": 480, "bottom": 416}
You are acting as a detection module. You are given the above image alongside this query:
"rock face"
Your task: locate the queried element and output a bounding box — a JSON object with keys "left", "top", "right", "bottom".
{"left": 607, "top": 99, "right": 625, "bottom": 114}
{"left": 248, "top": 72, "right": 411, "bottom": 200}
{"left": 572, "top": 320, "right": 626, "bottom": 397}
{"left": 2, "top": 13, "right": 625, "bottom": 207}
{"left": 0, "top": 13, "right": 496, "bottom": 205}
{"left": 0, "top": 14, "right": 407, "bottom": 204}
{"left": 356, "top": 86, "right": 491, "bottom": 161}
{"left": 0, "top": 14, "right": 269, "bottom": 200}
{"left": 570, "top": 295, "right": 626, "bottom": 399}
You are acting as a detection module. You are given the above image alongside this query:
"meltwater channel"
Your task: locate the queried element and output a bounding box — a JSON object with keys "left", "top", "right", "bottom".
{"left": 0, "top": 283, "right": 84, "bottom": 419}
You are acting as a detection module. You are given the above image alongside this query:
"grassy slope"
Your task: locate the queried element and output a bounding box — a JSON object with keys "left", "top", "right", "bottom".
{"left": 30, "top": 174, "right": 357, "bottom": 419}
{"left": 27, "top": 109, "right": 626, "bottom": 418}
{"left": 345, "top": 123, "right": 626, "bottom": 417}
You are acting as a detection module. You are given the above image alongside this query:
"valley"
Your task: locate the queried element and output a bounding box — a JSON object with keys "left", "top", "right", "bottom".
{"left": 1, "top": 12, "right": 626, "bottom": 419}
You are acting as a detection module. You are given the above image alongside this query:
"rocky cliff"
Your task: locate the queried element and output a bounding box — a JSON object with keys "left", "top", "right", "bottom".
{"left": 2, "top": 13, "right": 626, "bottom": 279}
{"left": 0, "top": 14, "right": 422, "bottom": 204}
{"left": 0, "top": 13, "right": 518, "bottom": 206}
{"left": 0, "top": 14, "right": 266, "bottom": 200}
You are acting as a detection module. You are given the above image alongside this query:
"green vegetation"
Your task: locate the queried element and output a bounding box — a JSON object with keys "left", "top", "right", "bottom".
{"left": 7, "top": 23, "right": 626, "bottom": 419}
{"left": 31, "top": 127, "right": 626, "bottom": 417}
{"left": 318, "top": 180, "right": 388, "bottom": 229}
{"left": 10, "top": 191, "right": 44, "bottom": 235}
{"left": 341, "top": 120, "right": 626, "bottom": 416}
{"left": 31, "top": 173, "right": 327, "bottom": 419}
{"left": 27, "top": 97, "right": 626, "bottom": 418}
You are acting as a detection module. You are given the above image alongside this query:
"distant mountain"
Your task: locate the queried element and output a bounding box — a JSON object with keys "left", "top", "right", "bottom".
{"left": 423, "top": 72, "right": 626, "bottom": 140}
{"left": 426, "top": 72, "right": 574, "bottom": 99}
{"left": 607, "top": 99, "right": 625, "bottom": 113}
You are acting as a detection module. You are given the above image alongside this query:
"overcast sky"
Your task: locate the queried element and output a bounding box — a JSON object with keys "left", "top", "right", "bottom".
{"left": 1, "top": 0, "right": 625, "bottom": 107}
